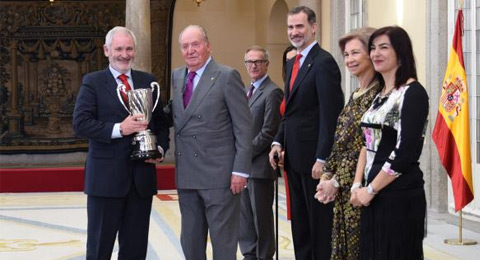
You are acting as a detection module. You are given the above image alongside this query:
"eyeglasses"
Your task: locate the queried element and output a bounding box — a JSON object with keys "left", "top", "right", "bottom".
{"left": 244, "top": 60, "right": 267, "bottom": 67}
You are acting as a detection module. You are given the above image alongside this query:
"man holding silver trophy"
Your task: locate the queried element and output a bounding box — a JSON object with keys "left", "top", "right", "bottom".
{"left": 73, "top": 26, "right": 169, "bottom": 259}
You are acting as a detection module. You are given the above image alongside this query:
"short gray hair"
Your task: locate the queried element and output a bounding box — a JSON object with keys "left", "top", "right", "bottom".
{"left": 244, "top": 45, "right": 270, "bottom": 61}
{"left": 105, "top": 26, "right": 137, "bottom": 48}
{"left": 179, "top": 25, "right": 210, "bottom": 44}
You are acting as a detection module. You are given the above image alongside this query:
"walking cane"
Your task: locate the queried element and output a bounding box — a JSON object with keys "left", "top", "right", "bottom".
{"left": 274, "top": 154, "right": 280, "bottom": 260}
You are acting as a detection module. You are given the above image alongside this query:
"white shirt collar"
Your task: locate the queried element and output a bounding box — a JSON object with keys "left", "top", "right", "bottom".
{"left": 109, "top": 65, "right": 132, "bottom": 80}
{"left": 297, "top": 41, "right": 317, "bottom": 66}
{"left": 251, "top": 74, "right": 268, "bottom": 89}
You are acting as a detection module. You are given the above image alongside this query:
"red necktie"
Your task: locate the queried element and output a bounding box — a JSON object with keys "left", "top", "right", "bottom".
{"left": 280, "top": 54, "right": 302, "bottom": 115}
{"left": 118, "top": 74, "right": 132, "bottom": 106}
{"left": 247, "top": 84, "right": 255, "bottom": 99}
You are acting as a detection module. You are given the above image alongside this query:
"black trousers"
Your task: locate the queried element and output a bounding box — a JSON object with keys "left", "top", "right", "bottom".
{"left": 286, "top": 165, "right": 333, "bottom": 260}
{"left": 86, "top": 186, "right": 153, "bottom": 260}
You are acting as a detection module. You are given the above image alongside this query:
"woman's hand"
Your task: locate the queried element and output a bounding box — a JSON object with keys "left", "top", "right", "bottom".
{"left": 350, "top": 190, "right": 362, "bottom": 207}
{"left": 355, "top": 187, "right": 375, "bottom": 206}
{"left": 315, "top": 178, "right": 337, "bottom": 204}
{"left": 316, "top": 179, "right": 338, "bottom": 204}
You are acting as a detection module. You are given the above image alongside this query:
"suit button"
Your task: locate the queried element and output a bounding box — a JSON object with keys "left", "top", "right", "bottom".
{"left": 177, "top": 134, "right": 180, "bottom": 137}
{"left": 197, "top": 115, "right": 202, "bottom": 119}
{"left": 177, "top": 152, "right": 182, "bottom": 156}
{"left": 194, "top": 153, "right": 198, "bottom": 157}
{"left": 192, "top": 135, "right": 196, "bottom": 138}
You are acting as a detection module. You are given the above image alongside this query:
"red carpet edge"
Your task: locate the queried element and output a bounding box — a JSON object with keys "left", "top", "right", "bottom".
{"left": 0, "top": 165, "right": 176, "bottom": 193}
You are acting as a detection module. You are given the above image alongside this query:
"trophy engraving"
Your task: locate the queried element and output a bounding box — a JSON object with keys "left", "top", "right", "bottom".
{"left": 117, "top": 82, "right": 162, "bottom": 160}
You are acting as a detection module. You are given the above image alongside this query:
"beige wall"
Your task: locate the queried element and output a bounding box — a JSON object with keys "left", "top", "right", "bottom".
{"left": 367, "top": 0, "right": 426, "bottom": 87}
{"left": 172, "top": 0, "right": 297, "bottom": 88}
{"left": 171, "top": 0, "right": 334, "bottom": 88}
{"left": 171, "top": 0, "right": 256, "bottom": 85}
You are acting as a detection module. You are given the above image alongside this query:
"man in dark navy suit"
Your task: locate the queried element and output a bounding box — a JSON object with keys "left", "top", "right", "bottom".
{"left": 269, "top": 6, "right": 344, "bottom": 260}
{"left": 73, "top": 26, "right": 169, "bottom": 260}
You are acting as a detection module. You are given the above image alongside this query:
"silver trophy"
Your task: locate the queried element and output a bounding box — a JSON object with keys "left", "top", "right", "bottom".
{"left": 117, "top": 82, "right": 161, "bottom": 160}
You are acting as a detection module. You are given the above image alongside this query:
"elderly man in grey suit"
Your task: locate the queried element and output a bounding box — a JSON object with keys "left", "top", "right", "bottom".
{"left": 171, "top": 25, "right": 252, "bottom": 260}
{"left": 240, "top": 46, "right": 283, "bottom": 260}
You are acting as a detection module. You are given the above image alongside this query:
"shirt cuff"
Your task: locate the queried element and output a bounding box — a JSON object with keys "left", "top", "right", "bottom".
{"left": 112, "top": 123, "right": 122, "bottom": 139}
{"left": 271, "top": 141, "right": 282, "bottom": 148}
{"left": 232, "top": 172, "right": 249, "bottom": 178}
{"left": 382, "top": 162, "right": 401, "bottom": 177}
{"left": 157, "top": 145, "right": 164, "bottom": 157}
{"left": 316, "top": 158, "right": 326, "bottom": 163}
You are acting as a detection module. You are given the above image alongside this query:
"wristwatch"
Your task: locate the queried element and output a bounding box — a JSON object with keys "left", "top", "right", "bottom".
{"left": 367, "top": 184, "right": 377, "bottom": 195}
{"left": 119, "top": 124, "right": 124, "bottom": 136}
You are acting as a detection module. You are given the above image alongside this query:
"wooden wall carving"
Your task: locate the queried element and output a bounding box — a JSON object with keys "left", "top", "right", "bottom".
{"left": 0, "top": 1, "right": 125, "bottom": 153}
{"left": 151, "top": 0, "right": 175, "bottom": 105}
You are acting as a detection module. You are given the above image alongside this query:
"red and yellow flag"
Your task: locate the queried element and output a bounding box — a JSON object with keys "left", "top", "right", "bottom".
{"left": 432, "top": 9, "right": 473, "bottom": 211}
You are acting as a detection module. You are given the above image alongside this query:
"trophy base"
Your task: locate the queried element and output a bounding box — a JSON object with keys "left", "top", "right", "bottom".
{"left": 130, "top": 130, "right": 161, "bottom": 160}
{"left": 130, "top": 149, "right": 162, "bottom": 160}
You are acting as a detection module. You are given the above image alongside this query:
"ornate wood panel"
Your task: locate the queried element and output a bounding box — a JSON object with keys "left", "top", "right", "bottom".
{"left": 0, "top": 0, "right": 173, "bottom": 154}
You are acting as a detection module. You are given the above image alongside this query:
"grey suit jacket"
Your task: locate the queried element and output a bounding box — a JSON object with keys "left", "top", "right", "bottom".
{"left": 171, "top": 59, "right": 253, "bottom": 189}
{"left": 248, "top": 76, "right": 283, "bottom": 180}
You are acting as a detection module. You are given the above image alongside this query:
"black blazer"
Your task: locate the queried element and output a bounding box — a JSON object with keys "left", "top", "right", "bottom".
{"left": 274, "top": 44, "right": 344, "bottom": 174}
{"left": 73, "top": 68, "right": 170, "bottom": 198}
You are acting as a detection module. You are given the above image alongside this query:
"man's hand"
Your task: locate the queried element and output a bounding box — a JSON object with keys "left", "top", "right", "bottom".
{"left": 145, "top": 147, "right": 165, "bottom": 164}
{"left": 269, "top": 145, "right": 283, "bottom": 170}
{"left": 278, "top": 151, "right": 285, "bottom": 169}
{"left": 311, "top": 161, "right": 324, "bottom": 179}
{"left": 230, "top": 175, "right": 247, "bottom": 195}
{"left": 120, "top": 114, "right": 148, "bottom": 136}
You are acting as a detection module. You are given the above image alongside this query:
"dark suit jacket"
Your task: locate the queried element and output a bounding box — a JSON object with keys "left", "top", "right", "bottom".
{"left": 274, "top": 44, "right": 344, "bottom": 174}
{"left": 249, "top": 76, "right": 283, "bottom": 179}
{"left": 73, "top": 68, "right": 170, "bottom": 198}
{"left": 171, "top": 59, "right": 252, "bottom": 189}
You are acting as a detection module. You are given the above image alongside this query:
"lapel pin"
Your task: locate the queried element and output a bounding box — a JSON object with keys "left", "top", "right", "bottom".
{"left": 211, "top": 77, "right": 215, "bottom": 81}
{"left": 308, "top": 64, "right": 311, "bottom": 67}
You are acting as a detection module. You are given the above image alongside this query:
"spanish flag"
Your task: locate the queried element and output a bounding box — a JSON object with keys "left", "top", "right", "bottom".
{"left": 432, "top": 9, "right": 474, "bottom": 211}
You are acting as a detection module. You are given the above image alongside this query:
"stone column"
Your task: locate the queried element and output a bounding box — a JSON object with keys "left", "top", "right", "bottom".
{"left": 299, "top": 0, "right": 322, "bottom": 43}
{"left": 126, "top": 0, "right": 151, "bottom": 73}
{"left": 424, "top": 0, "right": 449, "bottom": 213}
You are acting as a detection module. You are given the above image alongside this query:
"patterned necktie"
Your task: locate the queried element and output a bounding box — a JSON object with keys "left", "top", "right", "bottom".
{"left": 183, "top": 71, "right": 196, "bottom": 108}
{"left": 280, "top": 54, "right": 302, "bottom": 115}
{"left": 247, "top": 84, "right": 255, "bottom": 99}
{"left": 118, "top": 74, "right": 131, "bottom": 106}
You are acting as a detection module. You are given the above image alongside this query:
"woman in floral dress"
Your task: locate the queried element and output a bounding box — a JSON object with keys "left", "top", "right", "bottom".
{"left": 315, "top": 27, "right": 382, "bottom": 260}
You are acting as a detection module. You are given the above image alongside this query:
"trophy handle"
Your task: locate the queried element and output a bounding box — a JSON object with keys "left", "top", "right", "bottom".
{"left": 116, "top": 83, "right": 130, "bottom": 113}
{"left": 151, "top": 82, "right": 161, "bottom": 111}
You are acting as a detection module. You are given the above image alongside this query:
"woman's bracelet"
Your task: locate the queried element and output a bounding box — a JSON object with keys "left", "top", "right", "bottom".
{"left": 332, "top": 175, "right": 340, "bottom": 188}
{"left": 350, "top": 182, "right": 362, "bottom": 192}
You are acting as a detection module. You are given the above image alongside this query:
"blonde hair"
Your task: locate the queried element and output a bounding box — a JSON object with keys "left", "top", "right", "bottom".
{"left": 338, "top": 27, "right": 376, "bottom": 53}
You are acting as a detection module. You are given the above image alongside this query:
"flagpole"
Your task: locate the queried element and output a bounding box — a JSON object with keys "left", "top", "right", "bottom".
{"left": 444, "top": 210, "right": 477, "bottom": 245}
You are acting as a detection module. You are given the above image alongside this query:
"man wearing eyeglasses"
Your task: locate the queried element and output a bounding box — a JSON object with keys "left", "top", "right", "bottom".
{"left": 240, "top": 46, "right": 283, "bottom": 260}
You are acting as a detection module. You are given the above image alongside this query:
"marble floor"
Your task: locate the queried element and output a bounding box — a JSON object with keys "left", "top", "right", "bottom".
{"left": 1, "top": 179, "right": 479, "bottom": 260}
